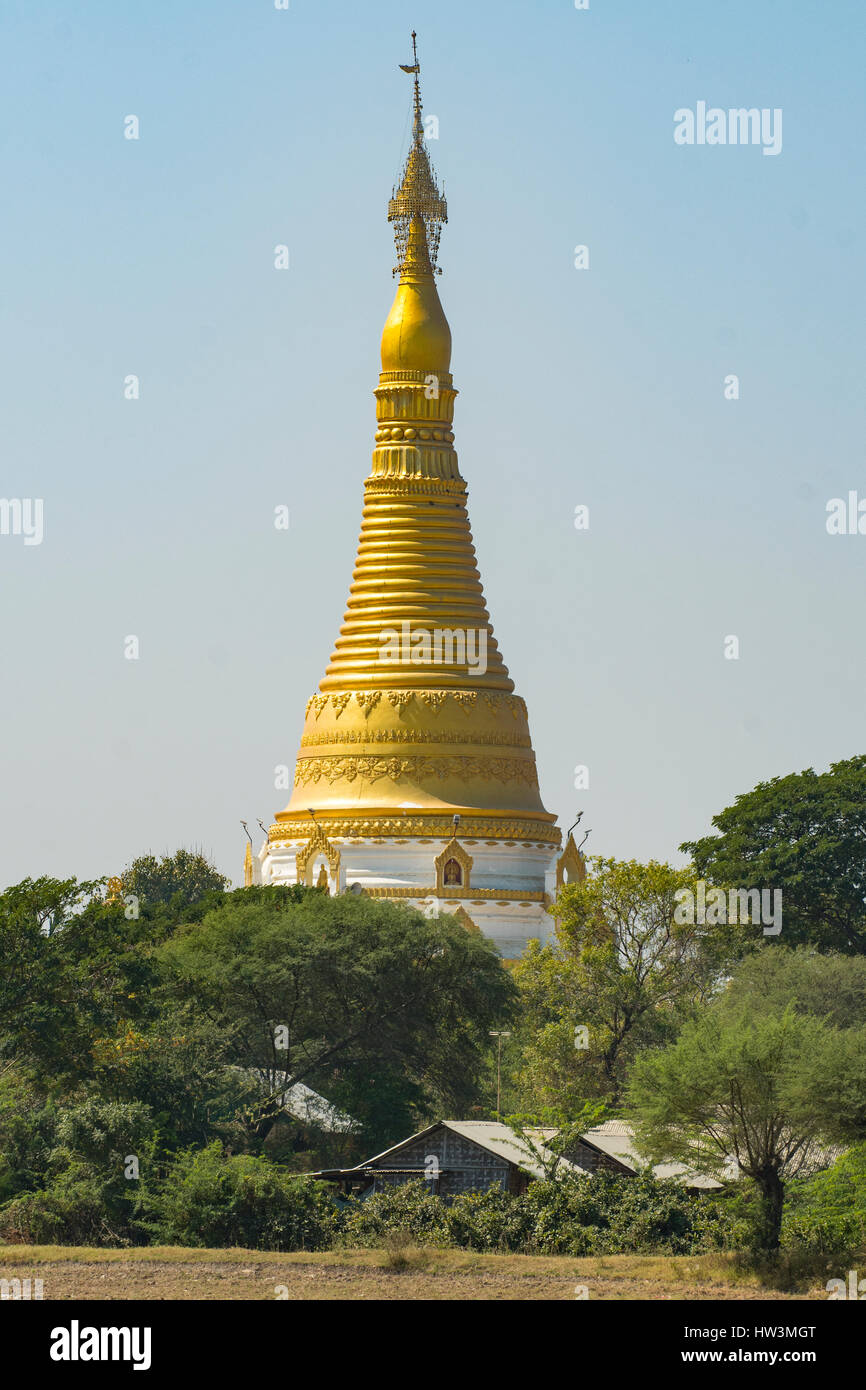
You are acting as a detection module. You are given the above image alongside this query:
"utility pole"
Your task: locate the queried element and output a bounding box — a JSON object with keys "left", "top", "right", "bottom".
{"left": 489, "top": 1030, "right": 511, "bottom": 1115}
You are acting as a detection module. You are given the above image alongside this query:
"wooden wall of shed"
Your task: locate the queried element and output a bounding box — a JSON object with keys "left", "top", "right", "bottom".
{"left": 561, "top": 1140, "right": 633, "bottom": 1176}
{"left": 368, "top": 1131, "right": 519, "bottom": 1197}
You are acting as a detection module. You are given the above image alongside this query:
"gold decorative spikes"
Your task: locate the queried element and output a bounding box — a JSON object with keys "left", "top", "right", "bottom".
{"left": 355, "top": 691, "right": 382, "bottom": 716}
{"left": 556, "top": 832, "right": 587, "bottom": 890}
{"left": 418, "top": 690, "right": 448, "bottom": 713}
{"left": 301, "top": 689, "right": 528, "bottom": 720}
{"left": 295, "top": 821, "right": 341, "bottom": 886}
{"left": 454, "top": 905, "right": 481, "bottom": 934}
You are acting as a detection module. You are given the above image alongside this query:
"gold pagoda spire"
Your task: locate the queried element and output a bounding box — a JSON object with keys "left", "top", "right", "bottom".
{"left": 269, "top": 37, "right": 558, "bottom": 844}
{"left": 389, "top": 32, "right": 447, "bottom": 277}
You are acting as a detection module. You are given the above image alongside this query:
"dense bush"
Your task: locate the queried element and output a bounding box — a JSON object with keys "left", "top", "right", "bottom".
{"left": 0, "top": 1162, "right": 133, "bottom": 1246}
{"left": 0, "top": 1098, "right": 156, "bottom": 1246}
{"left": 142, "top": 1142, "right": 337, "bottom": 1250}
{"left": 783, "top": 1143, "right": 866, "bottom": 1255}
{"left": 339, "top": 1174, "right": 739, "bottom": 1257}
{"left": 340, "top": 1178, "right": 451, "bottom": 1247}
{"left": 446, "top": 1184, "right": 537, "bottom": 1252}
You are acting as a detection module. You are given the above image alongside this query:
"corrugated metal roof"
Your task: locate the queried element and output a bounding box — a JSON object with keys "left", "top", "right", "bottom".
{"left": 441, "top": 1121, "right": 563, "bottom": 1179}
{"left": 582, "top": 1123, "right": 725, "bottom": 1188}
{"left": 314, "top": 1119, "right": 733, "bottom": 1188}
{"left": 591, "top": 1120, "right": 633, "bottom": 1136}
{"left": 350, "top": 1121, "right": 570, "bottom": 1180}
{"left": 236, "top": 1068, "right": 359, "bottom": 1133}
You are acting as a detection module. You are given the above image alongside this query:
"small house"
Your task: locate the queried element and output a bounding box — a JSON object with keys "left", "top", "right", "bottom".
{"left": 313, "top": 1119, "right": 634, "bottom": 1199}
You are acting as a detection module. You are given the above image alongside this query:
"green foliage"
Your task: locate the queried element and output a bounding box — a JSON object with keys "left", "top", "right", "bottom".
{"left": 340, "top": 1179, "right": 450, "bottom": 1247}
{"left": 157, "top": 887, "right": 515, "bottom": 1149}
{"left": 784, "top": 1143, "right": 866, "bottom": 1254}
{"left": 514, "top": 1171, "right": 736, "bottom": 1256}
{"left": 0, "top": 1064, "right": 58, "bottom": 1201}
{"left": 444, "top": 1183, "right": 536, "bottom": 1251}
{"left": 142, "top": 1142, "right": 337, "bottom": 1250}
{"left": 0, "top": 877, "right": 106, "bottom": 1075}
{"left": 628, "top": 981, "right": 866, "bottom": 1252}
{"left": 0, "top": 865, "right": 518, "bottom": 1193}
{"left": 123, "top": 850, "right": 229, "bottom": 914}
{"left": 502, "top": 1103, "right": 609, "bottom": 1179}
{"left": 682, "top": 755, "right": 866, "bottom": 954}
{"left": 0, "top": 1097, "right": 155, "bottom": 1246}
{"left": 0, "top": 1165, "right": 126, "bottom": 1246}
{"left": 722, "top": 948, "right": 866, "bottom": 1029}
{"left": 338, "top": 1173, "right": 738, "bottom": 1256}
{"left": 511, "top": 857, "right": 739, "bottom": 1108}
{"left": 0, "top": 871, "right": 199, "bottom": 1082}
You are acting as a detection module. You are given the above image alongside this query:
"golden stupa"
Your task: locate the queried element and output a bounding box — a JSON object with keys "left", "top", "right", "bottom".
{"left": 251, "top": 36, "right": 564, "bottom": 956}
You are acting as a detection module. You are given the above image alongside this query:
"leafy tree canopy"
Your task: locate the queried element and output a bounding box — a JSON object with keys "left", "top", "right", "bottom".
{"left": 628, "top": 973, "right": 866, "bottom": 1252}
{"left": 682, "top": 755, "right": 866, "bottom": 954}
{"left": 156, "top": 886, "right": 516, "bottom": 1150}
{"left": 123, "top": 849, "right": 229, "bottom": 915}
{"left": 721, "top": 946, "right": 866, "bottom": 1030}
{"left": 511, "top": 858, "right": 741, "bottom": 1108}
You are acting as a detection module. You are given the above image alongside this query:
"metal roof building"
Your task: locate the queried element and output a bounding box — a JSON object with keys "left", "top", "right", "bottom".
{"left": 313, "top": 1119, "right": 645, "bottom": 1199}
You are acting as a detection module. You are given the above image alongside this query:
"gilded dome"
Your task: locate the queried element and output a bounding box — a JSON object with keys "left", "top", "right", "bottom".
{"left": 380, "top": 215, "right": 452, "bottom": 376}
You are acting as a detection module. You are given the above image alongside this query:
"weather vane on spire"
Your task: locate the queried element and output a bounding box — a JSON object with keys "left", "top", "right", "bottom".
{"left": 398, "top": 30, "right": 424, "bottom": 145}
{"left": 388, "top": 31, "right": 448, "bottom": 276}
{"left": 399, "top": 29, "right": 419, "bottom": 75}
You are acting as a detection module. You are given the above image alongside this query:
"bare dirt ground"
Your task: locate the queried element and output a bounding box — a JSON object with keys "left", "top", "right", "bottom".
{"left": 0, "top": 1246, "right": 825, "bottom": 1300}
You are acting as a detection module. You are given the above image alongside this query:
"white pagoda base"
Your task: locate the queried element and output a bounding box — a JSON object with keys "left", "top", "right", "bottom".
{"left": 252, "top": 829, "right": 574, "bottom": 961}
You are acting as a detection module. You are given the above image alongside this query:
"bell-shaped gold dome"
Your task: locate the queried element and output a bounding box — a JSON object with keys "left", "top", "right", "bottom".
{"left": 381, "top": 215, "right": 451, "bottom": 376}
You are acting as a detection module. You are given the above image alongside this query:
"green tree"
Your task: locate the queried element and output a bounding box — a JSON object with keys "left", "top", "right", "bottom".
{"left": 682, "top": 756, "right": 866, "bottom": 953}
{"left": 0, "top": 876, "right": 141, "bottom": 1077}
{"left": 512, "top": 858, "right": 738, "bottom": 1108}
{"left": 141, "top": 1142, "right": 337, "bottom": 1250}
{"left": 0, "top": 870, "right": 229, "bottom": 1099}
{"left": 0, "top": 1061, "right": 58, "bottom": 1201}
{"left": 628, "top": 1003, "right": 866, "bottom": 1252}
{"left": 720, "top": 946, "right": 866, "bottom": 1030}
{"left": 156, "top": 886, "right": 515, "bottom": 1149}
{"left": 123, "top": 849, "right": 229, "bottom": 915}
{"left": 500, "top": 1103, "right": 608, "bottom": 1180}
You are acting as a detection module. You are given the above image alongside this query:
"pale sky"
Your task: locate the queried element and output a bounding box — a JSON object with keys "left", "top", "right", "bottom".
{"left": 1, "top": 0, "right": 864, "bottom": 888}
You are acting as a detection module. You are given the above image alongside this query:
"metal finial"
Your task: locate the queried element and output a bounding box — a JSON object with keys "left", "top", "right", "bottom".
{"left": 391, "top": 31, "right": 447, "bottom": 276}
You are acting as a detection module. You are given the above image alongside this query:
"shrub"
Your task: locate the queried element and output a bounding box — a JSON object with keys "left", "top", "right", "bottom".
{"left": 0, "top": 1160, "right": 140, "bottom": 1246}
{"left": 143, "top": 1142, "right": 336, "bottom": 1250}
{"left": 0, "top": 1098, "right": 156, "bottom": 1246}
{"left": 339, "top": 1180, "right": 450, "bottom": 1247}
{"left": 335, "top": 1172, "right": 738, "bottom": 1257}
{"left": 445, "top": 1184, "right": 537, "bottom": 1252}
{"left": 783, "top": 1143, "right": 866, "bottom": 1257}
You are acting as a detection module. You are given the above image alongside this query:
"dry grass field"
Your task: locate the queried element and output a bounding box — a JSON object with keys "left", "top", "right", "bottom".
{"left": 0, "top": 1245, "right": 829, "bottom": 1300}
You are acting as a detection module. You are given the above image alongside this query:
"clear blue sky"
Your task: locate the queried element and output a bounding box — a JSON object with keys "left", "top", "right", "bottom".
{"left": 1, "top": 0, "right": 864, "bottom": 887}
